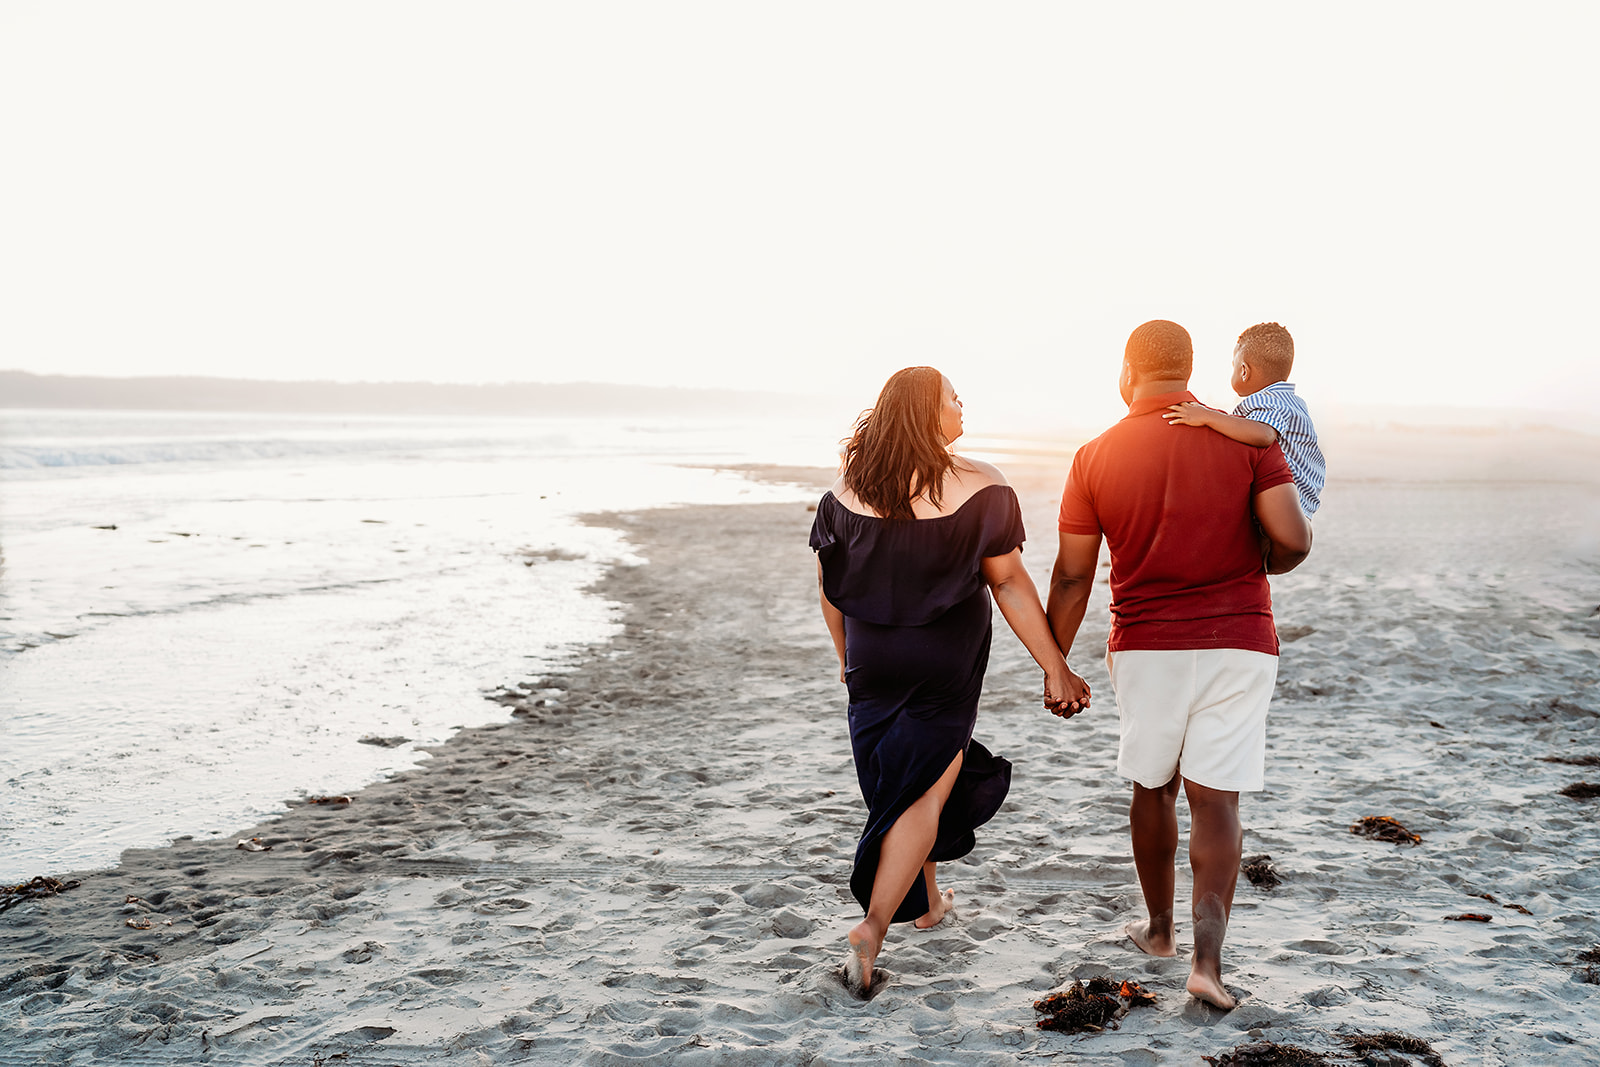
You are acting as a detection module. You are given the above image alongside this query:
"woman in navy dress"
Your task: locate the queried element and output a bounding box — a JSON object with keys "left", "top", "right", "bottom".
{"left": 810, "top": 366, "right": 1091, "bottom": 996}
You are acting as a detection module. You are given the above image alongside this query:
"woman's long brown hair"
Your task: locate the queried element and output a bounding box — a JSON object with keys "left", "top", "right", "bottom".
{"left": 842, "top": 366, "right": 954, "bottom": 521}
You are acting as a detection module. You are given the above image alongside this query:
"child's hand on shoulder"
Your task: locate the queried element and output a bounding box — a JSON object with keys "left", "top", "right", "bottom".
{"left": 1163, "top": 402, "right": 1215, "bottom": 427}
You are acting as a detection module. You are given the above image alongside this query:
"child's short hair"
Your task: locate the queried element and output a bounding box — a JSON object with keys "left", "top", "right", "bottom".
{"left": 1236, "top": 322, "right": 1294, "bottom": 382}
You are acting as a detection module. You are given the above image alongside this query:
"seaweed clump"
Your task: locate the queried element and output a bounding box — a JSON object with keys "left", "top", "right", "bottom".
{"left": 1242, "top": 854, "right": 1282, "bottom": 889}
{"left": 1539, "top": 754, "right": 1600, "bottom": 767}
{"left": 0, "top": 876, "right": 82, "bottom": 915}
{"left": 1558, "top": 781, "right": 1600, "bottom": 800}
{"left": 1350, "top": 816, "right": 1421, "bottom": 845}
{"left": 1342, "top": 1030, "right": 1447, "bottom": 1066}
{"left": 1473, "top": 892, "right": 1532, "bottom": 916}
{"left": 1033, "top": 976, "right": 1155, "bottom": 1033}
{"left": 1202, "top": 1041, "right": 1329, "bottom": 1066}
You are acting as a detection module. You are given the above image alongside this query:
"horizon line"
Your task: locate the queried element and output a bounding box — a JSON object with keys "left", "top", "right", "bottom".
{"left": 3, "top": 369, "right": 1597, "bottom": 435}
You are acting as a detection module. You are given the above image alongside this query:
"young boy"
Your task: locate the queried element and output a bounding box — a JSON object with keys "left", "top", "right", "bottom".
{"left": 1164, "top": 321, "right": 1325, "bottom": 516}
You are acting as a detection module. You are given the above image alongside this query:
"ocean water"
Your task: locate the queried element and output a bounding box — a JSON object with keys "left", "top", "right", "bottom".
{"left": 0, "top": 408, "right": 836, "bottom": 880}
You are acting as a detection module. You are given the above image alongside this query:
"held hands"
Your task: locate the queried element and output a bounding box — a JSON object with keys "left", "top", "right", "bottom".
{"left": 1162, "top": 401, "right": 1215, "bottom": 427}
{"left": 1043, "top": 662, "right": 1091, "bottom": 719}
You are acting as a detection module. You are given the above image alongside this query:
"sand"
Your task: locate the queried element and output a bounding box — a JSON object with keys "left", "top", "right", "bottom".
{"left": 3, "top": 431, "right": 1599, "bottom": 1065}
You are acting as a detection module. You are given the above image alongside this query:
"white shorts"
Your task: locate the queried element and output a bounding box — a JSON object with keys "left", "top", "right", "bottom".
{"left": 1107, "top": 648, "right": 1278, "bottom": 792}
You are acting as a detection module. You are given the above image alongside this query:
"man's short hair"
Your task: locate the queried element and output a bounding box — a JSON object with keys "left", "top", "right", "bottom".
{"left": 1236, "top": 322, "right": 1294, "bottom": 381}
{"left": 1125, "top": 320, "right": 1193, "bottom": 381}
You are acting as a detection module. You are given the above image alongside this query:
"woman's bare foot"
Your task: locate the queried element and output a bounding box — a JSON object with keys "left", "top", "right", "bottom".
{"left": 1124, "top": 918, "right": 1178, "bottom": 957}
{"left": 914, "top": 888, "right": 955, "bottom": 930}
{"left": 844, "top": 921, "right": 881, "bottom": 997}
{"left": 1185, "top": 966, "right": 1236, "bottom": 1010}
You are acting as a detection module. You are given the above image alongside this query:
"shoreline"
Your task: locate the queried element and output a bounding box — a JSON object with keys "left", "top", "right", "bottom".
{"left": 1, "top": 494, "right": 863, "bottom": 1063}
{"left": 4, "top": 454, "right": 1599, "bottom": 1064}
{"left": 0, "top": 421, "right": 824, "bottom": 883}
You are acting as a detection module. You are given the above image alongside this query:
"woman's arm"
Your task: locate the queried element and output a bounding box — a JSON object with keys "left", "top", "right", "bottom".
{"left": 981, "top": 549, "right": 1090, "bottom": 716}
{"left": 817, "top": 559, "right": 847, "bottom": 683}
{"left": 1164, "top": 402, "right": 1279, "bottom": 448}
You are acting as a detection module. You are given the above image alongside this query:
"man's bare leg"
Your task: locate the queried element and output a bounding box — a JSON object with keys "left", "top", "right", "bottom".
{"left": 846, "top": 751, "right": 964, "bottom": 994}
{"left": 1183, "top": 778, "right": 1242, "bottom": 1009}
{"left": 1124, "top": 775, "right": 1180, "bottom": 957}
{"left": 914, "top": 861, "right": 955, "bottom": 929}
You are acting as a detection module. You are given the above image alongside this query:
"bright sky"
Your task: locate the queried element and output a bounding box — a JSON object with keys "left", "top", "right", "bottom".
{"left": 3, "top": 3, "right": 1596, "bottom": 427}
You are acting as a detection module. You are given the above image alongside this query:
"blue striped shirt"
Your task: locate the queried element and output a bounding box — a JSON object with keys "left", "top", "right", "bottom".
{"left": 1232, "top": 382, "right": 1325, "bottom": 515}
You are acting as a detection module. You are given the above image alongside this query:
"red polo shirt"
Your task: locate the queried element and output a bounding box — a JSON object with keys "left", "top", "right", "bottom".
{"left": 1058, "top": 390, "right": 1295, "bottom": 655}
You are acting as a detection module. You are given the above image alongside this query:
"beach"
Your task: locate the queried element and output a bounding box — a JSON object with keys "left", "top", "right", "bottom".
{"left": 3, "top": 429, "right": 1600, "bottom": 1065}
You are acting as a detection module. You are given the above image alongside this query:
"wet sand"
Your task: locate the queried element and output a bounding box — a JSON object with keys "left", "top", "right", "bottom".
{"left": 3, "top": 430, "right": 1599, "bottom": 1065}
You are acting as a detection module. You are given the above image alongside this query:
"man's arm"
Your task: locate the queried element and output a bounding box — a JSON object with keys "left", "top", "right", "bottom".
{"left": 1047, "top": 532, "right": 1102, "bottom": 658}
{"left": 1164, "top": 402, "right": 1279, "bottom": 448}
{"left": 1253, "top": 483, "right": 1312, "bottom": 573}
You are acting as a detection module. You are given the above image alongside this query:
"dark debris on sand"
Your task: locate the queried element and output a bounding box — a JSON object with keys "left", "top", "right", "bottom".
{"left": 1205, "top": 1031, "right": 1450, "bottom": 1067}
{"left": 0, "top": 876, "right": 82, "bottom": 915}
{"left": 1033, "top": 976, "right": 1156, "bottom": 1033}
{"left": 1471, "top": 892, "right": 1532, "bottom": 916}
{"left": 1343, "top": 1029, "right": 1448, "bottom": 1066}
{"left": 1350, "top": 815, "right": 1421, "bottom": 845}
{"left": 1557, "top": 781, "right": 1600, "bottom": 800}
{"left": 1242, "top": 854, "right": 1282, "bottom": 889}
{"left": 1540, "top": 754, "right": 1600, "bottom": 767}
{"left": 1202, "top": 1041, "right": 1329, "bottom": 1066}
{"left": 1443, "top": 913, "right": 1491, "bottom": 922}
{"left": 1472, "top": 893, "right": 1534, "bottom": 916}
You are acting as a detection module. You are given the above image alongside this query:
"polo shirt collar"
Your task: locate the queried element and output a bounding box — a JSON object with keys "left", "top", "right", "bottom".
{"left": 1126, "top": 390, "right": 1196, "bottom": 419}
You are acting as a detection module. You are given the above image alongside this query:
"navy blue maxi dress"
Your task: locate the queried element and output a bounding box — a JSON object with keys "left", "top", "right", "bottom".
{"left": 809, "top": 483, "right": 1022, "bottom": 924}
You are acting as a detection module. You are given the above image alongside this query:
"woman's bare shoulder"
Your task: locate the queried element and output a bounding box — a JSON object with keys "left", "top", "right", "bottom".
{"left": 952, "top": 456, "right": 1008, "bottom": 488}
{"left": 830, "top": 477, "right": 878, "bottom": 516}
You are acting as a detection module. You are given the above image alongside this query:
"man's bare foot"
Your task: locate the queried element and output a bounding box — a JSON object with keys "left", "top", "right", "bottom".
{"left": 844, "top": 921, "right": 880, "bottom": 997}
{"left": 1123, "top": 919, "right": 1178, "bottom": 957}
{"left": 914, "top": 888, "right": 955, "bottom": 930}
{"left": 1186, "top": 967, "right": 1236, "bottom": 1010}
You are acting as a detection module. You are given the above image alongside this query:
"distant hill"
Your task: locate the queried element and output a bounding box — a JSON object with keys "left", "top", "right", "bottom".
{"left": 0, "top": 371, "right": 825, "bottom": 418}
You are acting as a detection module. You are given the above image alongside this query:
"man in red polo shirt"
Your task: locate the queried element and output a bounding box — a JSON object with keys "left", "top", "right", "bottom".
{"left": 1047, "top": 319, "right": 1311, "bottom": 1010}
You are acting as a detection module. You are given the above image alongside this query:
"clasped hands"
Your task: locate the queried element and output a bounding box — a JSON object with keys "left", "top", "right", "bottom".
{"left": 1043, "top": 662, "right": 1091, "bottom": 720}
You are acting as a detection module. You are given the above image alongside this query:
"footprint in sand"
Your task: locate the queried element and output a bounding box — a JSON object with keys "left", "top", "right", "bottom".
{"left": 770, "top": 908, "right": 814, "bottom": 939}
{"left": 341, "top": 941, "right": 387, "bottom": 964}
